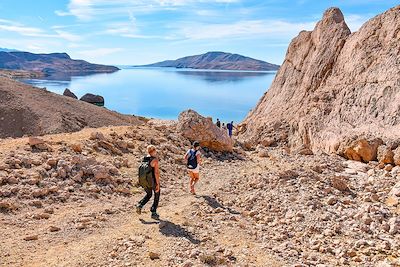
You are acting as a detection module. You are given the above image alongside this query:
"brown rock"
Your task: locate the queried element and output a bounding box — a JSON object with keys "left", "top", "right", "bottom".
{"left": 384, "top": 164, "right": 393, "bottom": 172}
{"left": 63, "top": 88, "right": 78, "bottom": 99}
{"left": 23, "top": 235, "right": 38, "bottom": 241}
{"left": 49, "top": 226, "right": 61, "bottom": 232}
{"left": 377, "top": 145, "right": 395, "bottom": 164}
{"left": 71, "top": 143, "right": 83, "bottom": 153}
{"left": 90, "top": 131, "right": 105, "bottom": 140}
{"left": 149, "top": 252, "right": 160, "bottom": 260}
{"left": 343, "top": 139, "right": 383, "bottom": 162}
{"left": 98, "top": 140, "right": 123, "bottom": 155}
{"left": 330, "top": 176, "right": 349, "bottom": 192}
{"left": 80, "top": 93, "right": 104, "bottom": 106}
{"left": 177, "top": 110, "right": 233, "bottom": 152}
{"left": 32, "top": 188, "right": 50, "bottom": 198}
{"left": 394, "top": 147, "right": 400, "bottom": 166}
{"left": 28, "top": 137, "right": 45, "bottom": 146}
{"left": 0, "top": 201, "right": 17, "bottom": 211}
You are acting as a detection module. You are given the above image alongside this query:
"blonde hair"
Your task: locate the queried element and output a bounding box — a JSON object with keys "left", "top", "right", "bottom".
{"left": 147, "top": 145, "right": 156, "bottom": 154}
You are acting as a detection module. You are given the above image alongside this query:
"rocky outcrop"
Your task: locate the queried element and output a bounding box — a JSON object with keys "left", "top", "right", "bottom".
{"left": 177, "top": 109, "right": 233, "bottom": 152}
{"left": 239, "top": 6, "right": 400, "bottom": 159}
{"left": 0, "top": 76, "right": 141, "bottom": 138}
{"left": 80, "top": 94, "right": 104, "bottom": 107}
{"left": 63, "top": 88, "right": 78, "bottom": 99}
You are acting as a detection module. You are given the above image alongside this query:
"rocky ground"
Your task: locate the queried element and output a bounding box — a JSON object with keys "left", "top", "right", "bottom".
{"left": 0, "top": 122, "right": 399, "bottom": 267}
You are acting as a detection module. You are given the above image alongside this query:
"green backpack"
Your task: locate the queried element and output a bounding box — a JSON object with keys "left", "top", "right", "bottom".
{"left": 138, "top": 156, "right": 154, "bottom": 189}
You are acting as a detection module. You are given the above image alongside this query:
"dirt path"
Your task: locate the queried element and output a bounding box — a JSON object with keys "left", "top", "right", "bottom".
{"left": 1, "top": 159, "right": 282, "bottom": 267}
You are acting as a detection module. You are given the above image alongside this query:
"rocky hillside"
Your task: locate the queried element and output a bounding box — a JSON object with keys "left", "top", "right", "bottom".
{"left": 0, "top": 51, "right": 119, "bottom": 75}
{"left": 239, "top": 7, "right": 400, "bottom": 158}
{"left": 0, "top": 122, "right": 399, "bottom": 266}
{"left": 0, "top": 76, "right": 141, "bottom": 138}
{"left": 141, "top": 51, "right": 280, "bottom": 71}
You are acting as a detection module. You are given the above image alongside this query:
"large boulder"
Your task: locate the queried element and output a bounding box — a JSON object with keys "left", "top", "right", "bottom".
{"left": 80, "top": 93, "right": 104, "bottom": 107}
{"left": 63, "top": 88, "right": 78, "bottom": 99}
{"left": 341, "top": 138, "right": 383, "bottom": 163}
{"left": 177, "top": 110, "right": 233, "bottom": 152}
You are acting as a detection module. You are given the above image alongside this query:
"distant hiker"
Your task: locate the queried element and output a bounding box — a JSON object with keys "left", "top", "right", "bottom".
{"left": 137, "top": 145, "right": 161, "bottom": 219}
{"left": 222, "top": 123, "right": 226, "bottom": 130}
{"left": 227, "top": 121, "right": 235, "bottom": 137}
{"left": 184, "top": 141, "right": 202, "bottom": 195}
{"left": 216, "top": 118, "right": 221, "bottom": 128}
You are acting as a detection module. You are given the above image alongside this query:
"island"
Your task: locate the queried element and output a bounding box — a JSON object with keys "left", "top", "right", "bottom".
{"left": 0, "top": 51, "right": 119, "bottom": 76}
{"left": 137, "top": 51, "right": 280, "bottom": 71}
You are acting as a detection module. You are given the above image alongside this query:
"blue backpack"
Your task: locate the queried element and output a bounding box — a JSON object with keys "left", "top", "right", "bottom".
{"left": 187, "top": 150, "right": 198, "bottom": 169}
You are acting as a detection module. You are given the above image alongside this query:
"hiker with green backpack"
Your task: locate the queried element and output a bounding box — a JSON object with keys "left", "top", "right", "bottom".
{"left": 137, "top": 145, "right": 160, "bottom": 219}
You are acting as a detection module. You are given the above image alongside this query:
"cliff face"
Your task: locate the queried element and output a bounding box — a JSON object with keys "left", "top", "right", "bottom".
{"left": 240, "top": 6, "right": 400, "bottom": 153}
{"left": 0, "top": 52, "right": 119, "bottom": 75}
{"left": 142, "top": 51, "right": 280, "bottom": 71}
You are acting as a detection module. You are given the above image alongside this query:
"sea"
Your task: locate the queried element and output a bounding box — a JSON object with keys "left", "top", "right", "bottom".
{"left": 20, "top": 67, "right": 276, "bottom": 124}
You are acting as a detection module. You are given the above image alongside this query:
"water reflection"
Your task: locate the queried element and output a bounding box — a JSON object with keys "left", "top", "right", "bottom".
{"left": 175, "top": 70, "right": 274, "bottom": 83}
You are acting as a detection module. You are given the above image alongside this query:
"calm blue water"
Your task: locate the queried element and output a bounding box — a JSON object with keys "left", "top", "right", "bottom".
{"left": 21, "top": 67, "right": 276, "bottom": 123}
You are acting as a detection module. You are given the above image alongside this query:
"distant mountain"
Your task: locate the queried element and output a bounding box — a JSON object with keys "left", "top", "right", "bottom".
{"left": 0, "top": 48, "right": 19, "bottom": 52}
{"left": 0, "top": 51, "right": 119, "bottom": 75}
{"left": 140, "top": 51, "right": 280, "bottom": 71}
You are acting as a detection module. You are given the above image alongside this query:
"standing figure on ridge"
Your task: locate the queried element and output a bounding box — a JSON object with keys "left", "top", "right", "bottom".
{"left": 227, "top": 121, "right": 235, "bottom": 138}
{"left": 216, "top": 118, "right": 221, "bottom": 128}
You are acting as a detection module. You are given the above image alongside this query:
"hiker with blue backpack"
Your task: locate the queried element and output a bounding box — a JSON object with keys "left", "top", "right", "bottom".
{"left": 184, "top": 141, "right": 202, "bottom": 195}
{"left": 137, "top": 145, "right": 160, "bottom": 219}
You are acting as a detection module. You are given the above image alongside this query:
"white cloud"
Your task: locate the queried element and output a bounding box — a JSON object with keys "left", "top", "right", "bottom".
{"left": 54, "top": 30, "right": 82, "bottom": 42}
{"left": 56, "top": 0, "right": 241, "bottom": 20}
{"left": 0, "top": 18, "right": 83, "bottom": 42}
{"left": 76, "top": 47, "right": 124, "bottom": 58}
{"left": 177, "top": 19, "right": 316, "bottom": 40}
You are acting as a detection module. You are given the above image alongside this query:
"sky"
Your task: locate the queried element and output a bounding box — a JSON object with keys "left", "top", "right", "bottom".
{"left": 0, "top": 0, "right": 398, "bottom": 65}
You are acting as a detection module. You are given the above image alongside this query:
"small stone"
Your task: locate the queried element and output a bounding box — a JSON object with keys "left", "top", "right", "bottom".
{"left": 384, "top": 165, "right": 393, "bottom": 172}
{"left": 149, "top": 252, "right": 160, "bottom": 260}
{"left": 28, "top": 137, "right": 45, "bottom": 146}
{"left": 24, "top": 235, "right": 38, "bottom": 241}
{"left": 49, "top": 226, "right": 61, "bottom": 232}
{"left": 71, "top": 143, "right": 83, "bottom": 153}
{"left": 327, "top": 196, "right": 337, "bottom": 205}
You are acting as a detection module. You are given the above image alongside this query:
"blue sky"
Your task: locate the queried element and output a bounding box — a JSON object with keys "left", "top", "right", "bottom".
{"left": 0, "top": 0, "right": 398, "bottom": 65}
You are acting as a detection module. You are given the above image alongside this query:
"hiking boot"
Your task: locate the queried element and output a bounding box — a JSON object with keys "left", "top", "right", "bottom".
{"left": 151, "top": 212, "right": 160, "bottom": 220}
{"left": 136, "top": 205, "right": 142, "bottom": 215}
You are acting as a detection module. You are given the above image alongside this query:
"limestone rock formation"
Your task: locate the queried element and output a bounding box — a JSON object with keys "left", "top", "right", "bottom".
{"left": 177, "top": 109, "right": 233, "bottom": 152}
{"left": 80, "top": 93, "right": 105, "bottom": 107}
{"left": 239, "top": 6, "right": 400, "bottom": 158}
{"left": 63, "top": 88, "right": 78, "bottom": 99}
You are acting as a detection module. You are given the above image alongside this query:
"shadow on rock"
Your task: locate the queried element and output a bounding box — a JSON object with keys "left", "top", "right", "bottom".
{"left": 158, "top": 220, "right": 200, "bottom": 245}
{"left": 201, "top": 195, "right": 240, "bottom": 215}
